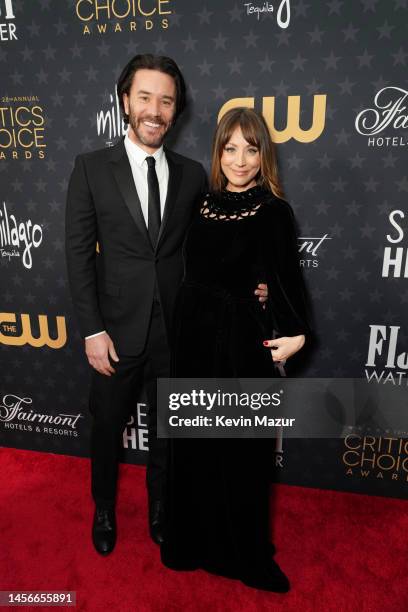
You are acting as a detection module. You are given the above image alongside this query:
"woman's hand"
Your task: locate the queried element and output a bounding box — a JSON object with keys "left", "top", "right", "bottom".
{"left": 262, "top": 335, "right": 305, "bottom": 362}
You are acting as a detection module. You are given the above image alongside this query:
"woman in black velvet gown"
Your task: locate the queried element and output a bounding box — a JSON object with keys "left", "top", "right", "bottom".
{"left": 160, "top": 108, "right": 312, "bottom": 592}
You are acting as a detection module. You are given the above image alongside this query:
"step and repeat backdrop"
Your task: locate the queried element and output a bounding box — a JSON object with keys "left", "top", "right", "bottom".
{"left": 0, "top": 0, "right": 407, "bottom": 500}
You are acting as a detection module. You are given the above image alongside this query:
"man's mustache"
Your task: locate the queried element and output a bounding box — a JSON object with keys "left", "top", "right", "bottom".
{"left": 137, "top": 115, "right": 167, "bottom": 126}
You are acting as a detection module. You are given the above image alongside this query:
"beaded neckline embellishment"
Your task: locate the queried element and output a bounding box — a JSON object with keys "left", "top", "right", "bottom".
{"left": 200, "top": 185, "right": 270, "bottom": 222}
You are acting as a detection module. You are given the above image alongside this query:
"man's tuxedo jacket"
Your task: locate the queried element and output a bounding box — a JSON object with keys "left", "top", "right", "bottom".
{"left": 65, "top": 137, "right": 207, "bottom": 354}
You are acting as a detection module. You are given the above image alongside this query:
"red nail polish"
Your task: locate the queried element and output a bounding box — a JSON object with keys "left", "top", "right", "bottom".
{"left": 263, "top": 341, "right": 268, "bottom": 346}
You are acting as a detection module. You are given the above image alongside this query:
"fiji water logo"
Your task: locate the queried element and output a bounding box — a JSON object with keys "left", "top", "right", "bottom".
{"left": 365, "top": 325, "right": 408, "bottom": 386}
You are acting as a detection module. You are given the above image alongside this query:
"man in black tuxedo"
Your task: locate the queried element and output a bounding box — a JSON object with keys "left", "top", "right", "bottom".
{"left": 65, "top": 54, "right": 267, "bottom": 555}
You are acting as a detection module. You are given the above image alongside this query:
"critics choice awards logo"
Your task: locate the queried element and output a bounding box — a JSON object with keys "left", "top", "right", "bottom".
{"left": 0, "top": 96, "right": 46, "bottom": 161}
{"left": 343, "top": 435, "right": 408, "bottom": 483}
{"left": 0, "top": 201, "right": 44, "bottom": 269}
{"left": 75, "top": 0, "right": 173, "bottom": 34}
{"left": 355, "top": 87, "right": 408, "bottom": 148}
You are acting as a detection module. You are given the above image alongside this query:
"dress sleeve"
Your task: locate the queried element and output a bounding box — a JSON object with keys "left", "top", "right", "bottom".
{"left": 259, "top": 198, "right": 313, "bottom": 339}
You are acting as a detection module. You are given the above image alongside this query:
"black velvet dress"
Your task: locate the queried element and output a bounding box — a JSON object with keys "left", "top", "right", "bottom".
{"left": 160, "top": 185, "right": 311, "bottom": 590}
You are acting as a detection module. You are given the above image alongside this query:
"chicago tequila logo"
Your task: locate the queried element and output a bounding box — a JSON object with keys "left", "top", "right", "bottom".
{"left": 218, "top": 94, "right": 327, "bottom": 143}
{"left": 355, "top": 87, "right": 408, "bottom": 148}
{"left": 0, "top": 0, "right": 17, "bottom": 41}
{"left": 0, "top": 201, "right": 43, "bottom": 269}
{"left": 0, "top": 313, "right": 67, "bottom": 348}
{"left": 382, "top": 209, "right": 408, "bottom": 278}
{"left": 75, "top": 0, "right": 172, "bottom": 34}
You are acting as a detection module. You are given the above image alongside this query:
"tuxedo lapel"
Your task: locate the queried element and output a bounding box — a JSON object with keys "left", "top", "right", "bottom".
{"left": 108, "top": 139, "right": 152, "bottom": 250}
{"left": 156, "top": 148, "right": 183, "bottom": 251}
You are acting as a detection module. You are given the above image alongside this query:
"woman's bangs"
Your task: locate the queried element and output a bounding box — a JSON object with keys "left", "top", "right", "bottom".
{"left": 240, "top": 115, "right": 261, "bottom": 148}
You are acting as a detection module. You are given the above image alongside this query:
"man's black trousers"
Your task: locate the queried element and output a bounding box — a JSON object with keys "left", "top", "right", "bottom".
{"left": 89, "top": 300, "right": 170, "bottom": 509}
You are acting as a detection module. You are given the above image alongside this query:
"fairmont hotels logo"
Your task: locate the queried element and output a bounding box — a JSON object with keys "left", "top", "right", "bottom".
{"left": 0, "top": 394, "right": 83, "bottom": 438}
{"left": 355, "top": 87, "right": 408, "bottom": 148}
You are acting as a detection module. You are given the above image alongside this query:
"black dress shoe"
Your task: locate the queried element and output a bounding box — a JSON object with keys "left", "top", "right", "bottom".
{"left": 241, "top": 558, "right": 290, "bottom": 593}
{"left": 92, "top": 507, "right": 116, "bottom": 555}
{"left": 149, "top": 500, "right": 164, "bottom": 544}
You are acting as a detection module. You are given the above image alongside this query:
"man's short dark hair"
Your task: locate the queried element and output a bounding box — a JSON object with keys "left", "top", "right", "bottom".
{"left": 116, "top": 54, "right": 186, "bottom": 125}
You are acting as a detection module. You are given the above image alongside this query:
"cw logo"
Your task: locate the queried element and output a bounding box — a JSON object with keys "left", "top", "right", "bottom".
{"left": 0, "top": 313, "right": 67, "bottom": 348}
{"left": 218, "top": 95, "right": 327, "bottom": 143}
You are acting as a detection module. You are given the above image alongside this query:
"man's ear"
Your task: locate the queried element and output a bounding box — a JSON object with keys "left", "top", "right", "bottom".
{"left": 123, "top": 93, "right": 129, "bottom": 116}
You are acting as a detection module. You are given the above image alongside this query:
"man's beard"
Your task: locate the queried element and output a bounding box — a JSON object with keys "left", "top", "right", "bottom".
{"left": 128, "top": 109, "right": 172, "bottom": 149}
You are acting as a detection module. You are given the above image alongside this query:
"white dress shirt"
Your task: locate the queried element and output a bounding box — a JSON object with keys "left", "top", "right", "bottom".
{"left": 124, "top": 132, "right": 169, "bottom": 225}
{"left": 85, "top": 134, "right": 169, "bottom": 340}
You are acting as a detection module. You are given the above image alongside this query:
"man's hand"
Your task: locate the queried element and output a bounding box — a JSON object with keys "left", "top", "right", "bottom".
{"left": 263, "top": 334, "right": 305, "bottom": 362}
{"left": 254, "top": 282, "right": 268, "bottom": 308}
{"left": 85, "top": 332, "right": 119, "bottom": 376}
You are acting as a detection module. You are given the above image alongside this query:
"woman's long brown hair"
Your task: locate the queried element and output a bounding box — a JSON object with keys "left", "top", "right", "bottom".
{"left": 210, "top": 107, "right": 285, "bottom": 199}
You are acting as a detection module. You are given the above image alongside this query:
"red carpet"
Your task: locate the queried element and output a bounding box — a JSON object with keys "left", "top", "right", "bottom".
{"left": 1, "top": 447, "right": 407, "bottom": 612}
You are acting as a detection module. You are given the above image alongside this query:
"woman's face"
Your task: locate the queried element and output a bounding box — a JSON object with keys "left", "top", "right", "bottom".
{"left": 220, "top": 126, "right": 261, "bottom": 192}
